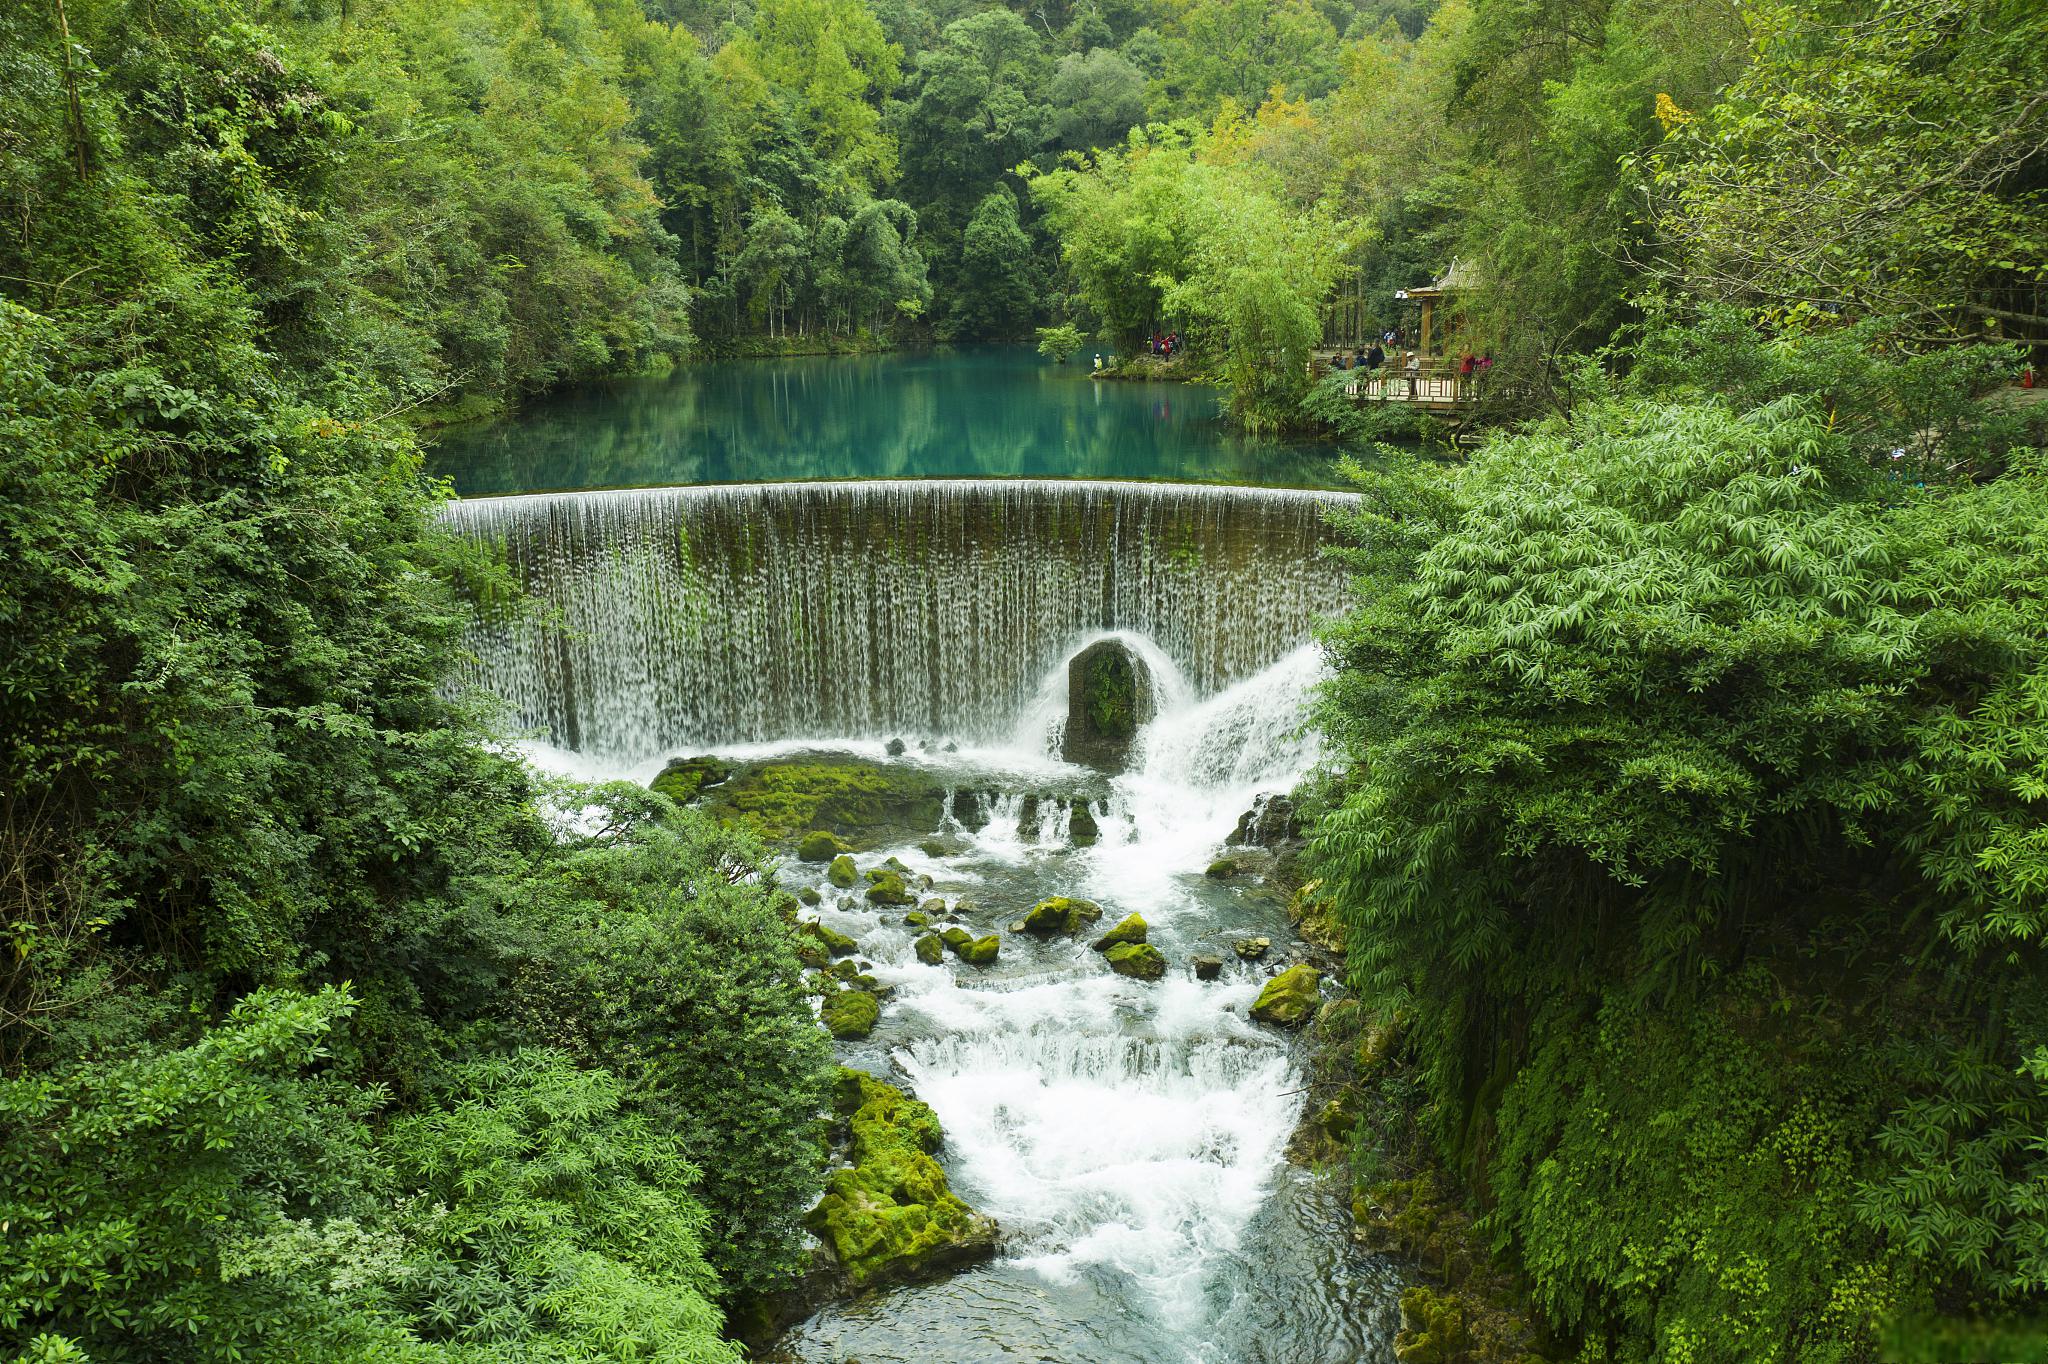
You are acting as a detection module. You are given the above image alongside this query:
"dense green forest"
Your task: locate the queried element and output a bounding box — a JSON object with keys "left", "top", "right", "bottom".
{"left": 3, "top": 0, "right": 2047, "bottom": 1357}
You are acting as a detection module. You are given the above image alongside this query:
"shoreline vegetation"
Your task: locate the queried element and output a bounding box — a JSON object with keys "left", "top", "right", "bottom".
{"left": 3, "top": 0, "right": 2046, "bottom": 1356}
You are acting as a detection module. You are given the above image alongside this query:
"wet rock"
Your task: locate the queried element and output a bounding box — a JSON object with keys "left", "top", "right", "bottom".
{"left": 953, "top": 897, "right": 979, "bottom": 917}
{"left": 920, "top": 834, "right": 970, "bottom": 858}
{"left": 699, "top": 755, "right": 948, "bottom": 843}
{"left": 880, "top": 856, "right": 911, "bottom": 873}
{"left": 1069, "top": 800, "right": 1100, "bottom": 847}
{"left": 849, "top": 975, "right": 894, "bottom": 1000}
{"left": 798, "top": 886, "right": 822, "bottom": 906}
{"left": 958, "top": 934, "right": 1001, "bottom": 967}
{"left": 821, "top": 989, "right": 880, "bottom": 1040}
{"left": 886, "top": 738, "right": 907, "bottom": 757}
{"left": 1206, "top": 855, "right": 1245, "bottom": 879}
{"left": 1061, "top": 638, "right": 1155, "bottom": 772}
{"left": 649, "top": 754, "right": 733, "bottom": 805}
{"left": 1021, "top": 896, "right": 1104, "bottom": 936}
{"left": 914, "top": 874, "right": 935, "bottom": 892}
{"left": 827, "top": 854, "right": 858, "bottom": 888}
{"left": 1193, "top": 954, "right": 1225, "bottom": 981}
{"left": 919, "top": 897, "right": 947, "bottom": 916}
{"left": 1225, "top": 793, "right": 1301, "bottom": 849}
{"left": 1394, "top": 1286, "right": 1470, "bottom": 1364}
{"left": 798, "top": 829, "right": 854, "bottom": 862}
{"left": 1234, "top": 937, "right": 1271, "bottom": 961}
{"left": 1105, "top": 942, "right": 1167, "bottom": 981}
{"left": 805, "top": 921, "right": 859, "bottom": 958}
{"left": 903, "top": 911, "right": 931, "bottom": 928}
{"left": 865, "top": 869, "right": 915, "bottom": 906}
{"left": 914, "top": 933, "right": 944, "bottom": 965}
{"left": 1090, "top": 913, "right": 1148, "bottom": 952}
{"left": 806, "top": 1069, "right": 999, "bottom": 1290}
{"left": 1250, "top": 963, "right": 1322, "bottom": 1028}
{"left": 829, "top": 959, "right": 861, "bottom": 981}
{"left": 938, "top": 926, "right": 974, "bottom": 954}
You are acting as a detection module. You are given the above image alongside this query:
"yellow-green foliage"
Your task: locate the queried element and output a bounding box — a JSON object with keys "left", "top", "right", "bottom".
{"left": 807, "top": 1070, "right": 988, "bottom": 1288}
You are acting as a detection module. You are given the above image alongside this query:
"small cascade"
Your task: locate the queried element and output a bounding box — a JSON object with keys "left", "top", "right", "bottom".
{"left": 445, "top": 479, "right": 1353, "bottom": 761}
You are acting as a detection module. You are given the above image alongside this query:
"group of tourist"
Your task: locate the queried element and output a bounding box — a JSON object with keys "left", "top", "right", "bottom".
{"left": 1148, "top": 331, "right": 1181, "bottom": 359}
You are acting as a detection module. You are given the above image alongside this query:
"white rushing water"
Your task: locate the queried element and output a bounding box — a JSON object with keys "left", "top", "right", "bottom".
{"left": 476, "top": 484, "right": 1395, "bottom": 1359}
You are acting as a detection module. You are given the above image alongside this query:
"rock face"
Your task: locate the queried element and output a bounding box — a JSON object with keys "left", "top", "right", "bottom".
{"left": 1060, "top": 639, "right": 1155, "bottom": 772}
{"left": 1021, "top": 896, "right": 1104, "bottom": 936}
{"left": 1250, "top": 964, "right": 1322, "bottom": 1028}
{"left": 1091, "top": 913, "right": 1148, "bottom": 951}
{"left": 807, "top": 1069, "right": 998, "bottom": 1291}
{"left": 1105, "top": 942, "right": 1167, "bottom": 980}
{"left": 798, "top": 830, "right": 854, "bottom": 862}
{"left": 827, "top": 854, "right": 858, "bottom": 888}
{"left": 1226, "top": 792, "right": 1302, "bottom": 848}
{"left": 821, "top": 989, "right": 880, "bottom": 1039}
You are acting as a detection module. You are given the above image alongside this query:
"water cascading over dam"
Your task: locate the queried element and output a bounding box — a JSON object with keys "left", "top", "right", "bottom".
{"left": 445, "top": 479, "right": 1358, "bottom": 761}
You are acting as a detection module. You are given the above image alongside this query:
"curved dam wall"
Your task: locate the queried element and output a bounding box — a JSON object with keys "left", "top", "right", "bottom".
{"left": 444, "top": 479, "right": 1358, "bottom": 761}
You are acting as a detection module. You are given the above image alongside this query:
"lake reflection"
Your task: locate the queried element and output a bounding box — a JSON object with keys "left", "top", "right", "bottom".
{"left": 427, "top": 346, "right": 1350, "bottom": 495}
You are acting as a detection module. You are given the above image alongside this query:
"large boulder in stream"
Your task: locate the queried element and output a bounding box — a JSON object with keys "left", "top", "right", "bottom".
{"left": 827, "top": 854, "right": 859, "bottom": 888}
{"left": 1091, "top": 914, "right": 1148, "bottom": 951}
{"left": 1021, "top": 896, "right": 1103, "bottom": 936}
{"left": 1060, "top": 639, "right": 1155, "bottom": 772}
{"left": 820, "top": 988, "right": 880, "bottom": 1039}
{"left": 1105, "top": 942, "right": 1167, "bottom": 980}
{"left": 807, "top": 1069, "right": 999, "bottom": 1290}
{"left": 865, "top": 868, "right": 916, "bottom": 906}
{"left": 650, "top": 755, "right": 733, "bottom": 805}
{"left": 798, "top": 830, "right": 854, "bottom": 862}
{"left": 1250, "top": 964, "right": 1323, "bottom": 1029}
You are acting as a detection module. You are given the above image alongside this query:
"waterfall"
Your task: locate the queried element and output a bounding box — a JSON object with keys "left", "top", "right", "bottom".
{"left": 444, "top": 479, "right": 1356, "bottom": 761}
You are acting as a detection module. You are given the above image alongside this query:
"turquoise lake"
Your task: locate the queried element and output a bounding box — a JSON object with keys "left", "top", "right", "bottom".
{"left": 427, "top": 346, "right": 1352, "bottom": 495}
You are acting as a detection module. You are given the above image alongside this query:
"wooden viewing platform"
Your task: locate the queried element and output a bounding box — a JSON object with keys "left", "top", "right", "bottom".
{"left": 1313, "top": 357, "right": 1485, "bottom": 412}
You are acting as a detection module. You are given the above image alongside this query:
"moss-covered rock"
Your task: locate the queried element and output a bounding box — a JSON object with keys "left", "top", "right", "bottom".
{"left": 1021, "top": 896, "right": 1103, "bottom": 936}
{"left": 918, "top": 897, "right": 947, "bottom": 916}
{"left": 821, "top": 989, "right": 880, "bottom": 1039}
{"left": 1069, "top": 800, "right": 1100, "bottom": 846}
{"left": 1250, "top": 963, "right": 1322, "bottom": 1028}
{"left": 865, "top": 869, "right": 915, "bottom": 906}
{"left": 807, "top": 1069, "right": 998, "bottom": 1289}
{"left": 649, "top": 754, "right": 733, "bottom": 805}
{"left": 1206, "top": 855, "right": 1244, "bottom": 879}
{"left": 1234, "top": 937, "right": 1271, "bottom": 961}
{"left": 914, "top": 933, "right": 944, "bottom": 965}
{"left": 803, "top": 921, "right": 859, "bottom": 958}
{"left": 798, "top": 829, "right": 854, "bottom": 862}
{"left": 1395, "top": 1286, "right": 1470, "bottom": 1363}
{"left": 1090, "top": 913, "right": 1147, "bottom": 952}
{"left": 903, "top": 911, "right": 930, "bottom": 928}
{"left": 827, "top": 854, "right": 858, "bottom": 888}
{"left": 958, "top": 934, "right": 1000, "bottom": 966}
{"left": 702, "top": 756, "right": 949, "bottom": 842}
{"left": 1105, "top": 942, "right": 1167, "bottom": 980}
{"left": 798, "top": 886, "right": 823, "bottom": 906}
{"left": 939, "top": 926, "right": 974, "bottom": 954}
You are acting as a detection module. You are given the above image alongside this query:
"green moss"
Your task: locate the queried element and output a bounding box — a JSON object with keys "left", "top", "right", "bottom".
{"left": 806, "top": 1069, "right": 993, "bottom": 1289}
{"left": 938, "top": 926, "right": 973, "bottom": 953}
{"left": 1395, "top": 1286, "right": 1471, "bottom": 1364}
{"left": 702, "top": 757, "right": 948, "bottom": 842}
{"left": 1250, "top": 963, "right": 1321, "bottom": 1028}
{"left": 914, "top": 933, "right": 944, "bottom": 965}
{"left": 798, "top": 886, "right": 822, "bottom": 906}
{"left": 1105, "top": 941, "right": 1167, "bottom": 980}
{"left": 903, "top": 911, "right": 930, "bottom": 928}
{"left": 865, "top": 870, "right": 915, "bottom": 906}
{"left": 1090, "top": 913, "right": 1147, "bottom": 951}
{"left": 1206, "top": 855, "right": 1244, "bottom": 879}
{"left": 821, "top": 989, "right": 880, "bottom": 1039}
{"left": 649, "top": 754, "right": 734, "bottom": 805}
{"left": 1083, "top": 647, "right": 1139, "bottom": 740}
{"left": 1021, "top": 896, "right": 1103, "bottom": 936}
{"left": 1070, "top": 800, "right": 1100, "bottom": 846}
{"left": 958, "top": 934, "right": 1000, "bottom": 966}
{"left": 827, "top": 854, "right": 858, "bottom": 888}
{"left": 798, "top": 830, "right": 854, "bottom": 862}
{"left": 803, "top": 921, "right": 858, "bottom": 958}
